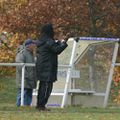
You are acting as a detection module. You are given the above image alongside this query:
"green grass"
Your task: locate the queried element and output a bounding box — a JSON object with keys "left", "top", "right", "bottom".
{"left": 0, "top": 76, "right": 17, "bottom": 103}
{"left": 0, "top": 77, "right": 120, "bottom": 120}
{"left": 0, "top": 106, "right": 120, "bottom": 120}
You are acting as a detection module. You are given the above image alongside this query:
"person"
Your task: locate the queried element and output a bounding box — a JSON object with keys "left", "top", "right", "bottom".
{"left": 36, "top": 23, "right": 69, "bottom": 111}
{"left": 15, "top": 39, "right": 37, "bottom": 107}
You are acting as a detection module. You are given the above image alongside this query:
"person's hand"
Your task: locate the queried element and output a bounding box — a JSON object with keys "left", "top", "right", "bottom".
{"left": 64, "top": 32, "right": 74, "bottom": 42}
{"left": 56, "top": 31, "right": 74, "bottom": 42}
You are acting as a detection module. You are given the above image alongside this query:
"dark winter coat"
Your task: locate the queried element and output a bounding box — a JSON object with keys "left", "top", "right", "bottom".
{"left": 15, "top": 48, "right": 37, "bottom": 89}
{"left": 36, "top": 35, "right": 68, "bottom": 82}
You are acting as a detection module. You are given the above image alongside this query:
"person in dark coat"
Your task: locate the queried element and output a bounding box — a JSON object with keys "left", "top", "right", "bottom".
{"left": 36, "top": 24, "right": 69, "bottom": 111}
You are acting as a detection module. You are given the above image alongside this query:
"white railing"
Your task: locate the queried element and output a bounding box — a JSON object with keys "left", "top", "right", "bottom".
{"left": 0, "top": 63, "right": 120, "bottom": 106}
{"left": 0, "top": 63, "right": 79, "bottom": 106}
{"left": 0, "top": 63, "right": 35, "bottom": 106}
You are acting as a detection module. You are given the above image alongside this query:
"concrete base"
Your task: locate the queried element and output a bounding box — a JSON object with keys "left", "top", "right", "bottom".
{"left": 71, "top": 94, "right": 104, "bottom": 107}
{"left": 32, "top": 94, "right": 105, "bottom": 108}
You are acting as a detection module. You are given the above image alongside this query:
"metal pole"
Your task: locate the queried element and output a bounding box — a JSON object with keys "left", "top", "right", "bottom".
{"left": 61, "top": 40, "right": 77, "bottom": 108}
{"left": 103, "top": 42, "right": 119, "bottom": 107}
{"left": 21, "top": 64, "right": 25, "bottom": 106}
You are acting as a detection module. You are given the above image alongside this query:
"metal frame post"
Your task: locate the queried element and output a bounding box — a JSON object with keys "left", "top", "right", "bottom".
{"left": 21, "top": 64, "right": 25, "bottom": 106}
{"left": 61, "top": 40, "right": 77, "bottom": 108}
{"left": 103, "top": 42, "right": 119, "bottom": 107}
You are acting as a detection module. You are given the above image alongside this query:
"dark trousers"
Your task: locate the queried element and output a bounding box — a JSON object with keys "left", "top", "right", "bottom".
{"left": 37, "top": 81, "right": 53, "bottom": 107}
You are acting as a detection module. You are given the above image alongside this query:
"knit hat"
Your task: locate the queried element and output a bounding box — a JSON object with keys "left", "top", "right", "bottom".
{"left": 25, "top": 39, "right": 36, "bottom": 46}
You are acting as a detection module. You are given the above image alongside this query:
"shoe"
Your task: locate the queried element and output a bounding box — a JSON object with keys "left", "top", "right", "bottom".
{"left": 36, "top": 106, "right": 50, "bottom": 111}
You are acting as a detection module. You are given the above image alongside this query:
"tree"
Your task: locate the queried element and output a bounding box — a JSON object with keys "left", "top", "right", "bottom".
{"left": 0, "top": 0, "right": 120, "bottom": 103}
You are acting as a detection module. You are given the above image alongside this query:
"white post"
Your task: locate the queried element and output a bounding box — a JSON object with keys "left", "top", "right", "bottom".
{"left": 61, "top": 40, "right": 77, "bottom": 108}
{"left": 103, "top": 42, "right": 119, "bottom": 107}
{"left": 21, "top": 64, "right": 25, "bottom": 106}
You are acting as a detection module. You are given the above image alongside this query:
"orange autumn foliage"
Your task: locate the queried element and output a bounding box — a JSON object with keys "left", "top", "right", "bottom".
{"left": 0, "top": 0, "right": 120, "bottom": 104}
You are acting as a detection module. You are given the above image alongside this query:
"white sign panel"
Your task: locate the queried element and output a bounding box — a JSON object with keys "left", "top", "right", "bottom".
{"left": 57, "top": 69, "right": 80, "bottom": 78}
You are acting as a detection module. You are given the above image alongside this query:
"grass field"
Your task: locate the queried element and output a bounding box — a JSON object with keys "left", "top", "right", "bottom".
{"left": 0, "top": 77, "right": 120, "bottom": 120}
{"left": 0, "top": 104, "right": 120, "bottom": 120}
